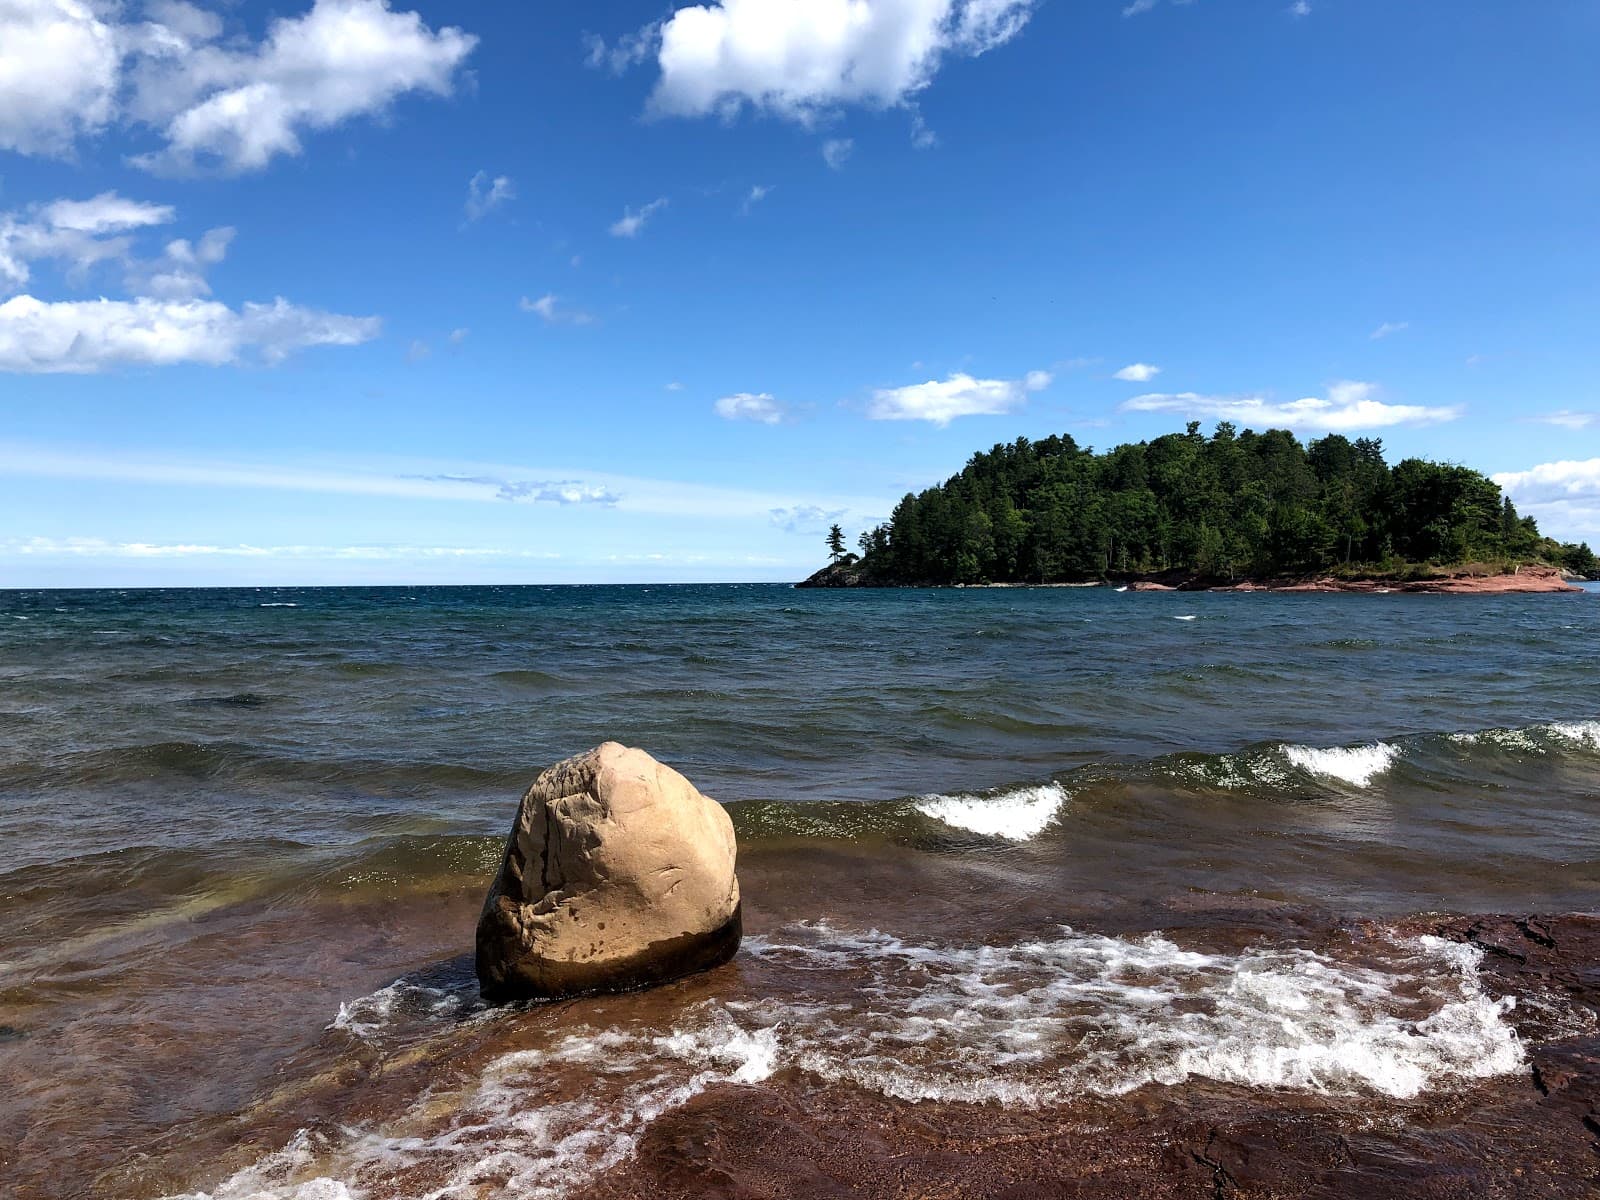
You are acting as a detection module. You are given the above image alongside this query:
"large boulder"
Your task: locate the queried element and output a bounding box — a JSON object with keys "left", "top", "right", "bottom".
{"left": 475, "top": 742, "right": 741, "bottom": 1003}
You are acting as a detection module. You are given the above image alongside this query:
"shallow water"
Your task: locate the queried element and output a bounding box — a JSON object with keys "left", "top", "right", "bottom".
{"left": 1, "top": 584, "right": 1597, "bottom": 1198}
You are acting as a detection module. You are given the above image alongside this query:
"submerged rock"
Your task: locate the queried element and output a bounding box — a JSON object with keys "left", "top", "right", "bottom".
{"left": 476, "top": 742, "right": 741, "bottom": 1003}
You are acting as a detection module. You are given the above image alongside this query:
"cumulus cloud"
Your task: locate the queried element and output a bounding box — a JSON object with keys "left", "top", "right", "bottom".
{"left": 1493, "top": 458, "right": 1600, "bottom": 540}
{"left": 413, "top": 474, "right": 620, "bottom": 505}
{"left": 0, "top": 191, "right": 174, "bottom": 291}
{"left": 1370, "top": 321, "right": 1408, "bottom": 340}
{"left": 715, "top": 391, "right": 789, "bottom": 423}
{"left": 0, "top": 0, "right": 121, "bottom": 155}
{"left": 583, "top": 21, "right": 662, "bottom": 74}
{"left": 609, "top": 197, "right": 669, "bottom": 238}
{"left": 0, "top": 0, "right": 476, "bottom": 170}
{"left": 0, "top": 295, "right": 379, "bottom": 373}
{"left": 1289, "top": 1, "right": 1312, "bottom": 16}
{"left": 519, "top": 293, "right": 595, "bottom": 325}
{"left": 633, "top": 0, "right": 1036, "bottom": 122}
{"left": 1113, "top": 362, "right": 1160, "bottom": 382}
{"left": 0, "top": 194, "right": 367, "bottom": 368}
{"left": 1122, "top": 381, "right": 1459, "bottom": 433}
{"left": 769, "top": 503, "right": 846, "bottom": 533}
{"left": 464, "top": 171, "right": 515, "bottom": 221}
{"left": 821, "top": 137, "right": 854, "bottom": 170}
{"left": 869, "top": 368, "right": 1051, "bottom": 425}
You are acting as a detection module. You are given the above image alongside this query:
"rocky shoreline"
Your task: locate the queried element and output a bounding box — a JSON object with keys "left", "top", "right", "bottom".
{"left": 798, "top": 561, "right": 1586, "bottom": 594}
{"left": 580, "top": 912, "right": 1600, "bottom": 1200}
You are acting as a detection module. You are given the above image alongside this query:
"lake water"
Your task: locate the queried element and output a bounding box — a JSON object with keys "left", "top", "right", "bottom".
{"left": 2, "top": 584, "right": 1597, "bottom": 1199}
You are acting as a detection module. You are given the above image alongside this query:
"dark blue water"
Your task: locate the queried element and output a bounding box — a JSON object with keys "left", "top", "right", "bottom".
{"left": 2, "top": 583, "right": 1597, "bottom": 871}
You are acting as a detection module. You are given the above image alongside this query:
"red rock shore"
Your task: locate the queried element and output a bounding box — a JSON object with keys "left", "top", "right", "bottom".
{"left": 1129, "top": 565, "right": 1582, "bottom": 594}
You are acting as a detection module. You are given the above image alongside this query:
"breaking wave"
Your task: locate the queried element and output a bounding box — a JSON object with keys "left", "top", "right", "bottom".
{"left": 912, "top": 783, "right": 1068, "bottom": 840}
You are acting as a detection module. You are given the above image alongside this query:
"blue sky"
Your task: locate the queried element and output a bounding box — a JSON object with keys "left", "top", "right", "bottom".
{"left": 1, "top": 0, "right": 1596, "bottom": 585}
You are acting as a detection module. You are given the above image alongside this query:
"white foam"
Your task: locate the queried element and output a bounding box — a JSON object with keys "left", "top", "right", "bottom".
{"left": 1548, "top": 721, "right": 1600, "bottom": 747}
{"left": 1283, "top": 742, "right": 1399, "bottom": 787}
{"left": 913, "top": 783, "right": 1067, "bottom": 840}
{"left": 327, "top": 978, "right": 473, "bottom": 1039}
{"left": 742, "top": 922, "right": 1521, "bottom": 1105}
{"left": 259, "top": 602, "right": 299, "bottom": 608}
{"left": 176, "top": 922, "right": 1526, "bottom": 1199}
{"left": 1174, "top": 614, "right": 1199, "bottom": 621}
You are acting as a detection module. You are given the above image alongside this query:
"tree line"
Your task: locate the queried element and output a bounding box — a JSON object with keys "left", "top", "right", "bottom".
{"left": 826, "top": 423, "right": 1597, "bottom": 584}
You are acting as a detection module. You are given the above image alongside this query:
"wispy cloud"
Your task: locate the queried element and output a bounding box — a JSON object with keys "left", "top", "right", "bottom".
{"left": 1, "top": 537, "right": 562, "bottom": 561}
{"left": 1123, "top": 381, "right": 1459, "bottom": 432}
{"left": 519, "top": 293, "right": 595, "bottom": 325}
{"left": 869, "top": 369, "right": 1052, "bottom": 426}
{"left": 409, "top": 474, "right": 620, "bottom": 505}
{"left": 1289, "top": 1, "right": 1312, "bottom": 16}
{"left": 821, "top": 138, "right": 853, "bottom": 170}
{"left": 464, "top": 171, "right": 515, "bottom": 221}
{"left": 714, "top": 392, "right": 790, "bottom": 424}
{"left": 769, "top": 504, "right": 846, "bottom": 534}
{"left": 0, "top": 441, "right": 893, "bottom": 523}
{"left": 1526, "top": 410, "right": 1598, "bottom": 431}
{"left": 1113, "top": 362, "right": 1160, "bottom": 383}
{"left": 740, "top": 184, "right": 773, "bottom": 215}
{"left": 609, "top": 197, "right": 669, "bottom": 238}
{"left": 1370, "top": 321, "right": 1409, "bottom": 340}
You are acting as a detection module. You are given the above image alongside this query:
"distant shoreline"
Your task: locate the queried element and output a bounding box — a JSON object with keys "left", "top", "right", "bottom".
{"left": 797, "top": 563, "right": 1586, "bottom": 594}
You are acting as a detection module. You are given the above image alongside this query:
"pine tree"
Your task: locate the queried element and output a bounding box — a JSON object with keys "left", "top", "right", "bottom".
{"left": 826, "top": 524, "right": 847, "bottom": 562}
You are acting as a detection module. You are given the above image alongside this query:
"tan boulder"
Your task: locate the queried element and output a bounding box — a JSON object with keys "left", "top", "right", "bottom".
{"left": 475, "top": 742, "right": 741, "bottom": 1003}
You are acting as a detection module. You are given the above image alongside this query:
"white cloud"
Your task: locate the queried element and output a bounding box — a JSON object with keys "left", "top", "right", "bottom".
{"left": 1289, "top": 0, "right": 1312, "bottom": 16}
{"left": 40, "top": 193, "right": 175, "bottom": 234}
{"left": 0, "top": 295, "right": 379, "bottom": 373}
{"left": 1113, "top": 362, "right": 1160, "bottom": 383}
{"left": 740, "top": 183, "right": 773, "bottom": 214}
{"left": 1492, "top": 458, "right": 1600, "bottom": 507}
{"left": 769, "top": 504, "right": 846, "bottom": 533}
{"left": 642, "top": 0, "right": 1036, "bottom": 122}
{"left": 821, "top": 137, "right": 854, "bottom": 170}
{"left": 0, "top": 0, "right": 121, "bottom": 155}
{"left": 869, "top": 368, "right": 1050, "bottom": 425}
{"left": 129, "top": 0, "right": 477, "bottom": 173}
{"left": 1370, "top": 320, "right": 1408, "bottom": 340}
{"left": 1122, "top": 381, "right": 1460, "bottom": 433}
{"left": 464, "top": 171, "right": 515, "bottom": 221}
{"left": 1527, "top": 410, "right": 1597, "bottom": 431}
{"left": 665, "top": 380, "right": 685, "bottom": 391}
{"left": 583, "top": 22, "right": 662, "bottom": 74}
{"left": 0, "top": 441, "right": 895, "bottom": 523}
{"left": 519, "top": 293, "right": 595, "bottom": 325}
{"left": 448, "top": 326, "right": 469, "bottom": 344}
{"left": 1493, "top": 458, "right": 1600, "bottom": 541}
{"left": 0, "top": 0, "right": 475, "bottom": 171}
{"left": 715, "top": 391, "right": 789, "bottom": 423}
{"left": 409, "top": 474, "right": 620, "bottom": 505}
{"left": 1122, "top": 0, "right": 1159, "bottom": 14}
{"left": 406, "top": 338, "right": 430, "bottom": 362}
{"left": 1, "top": 536, "right": 564, "bottom": 561}
{"left": 609, "top": 197, "right": 669, "bottom": 238}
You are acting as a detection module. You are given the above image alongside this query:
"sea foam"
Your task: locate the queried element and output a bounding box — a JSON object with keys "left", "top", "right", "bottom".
{"left": 913, "top": 783, "right": 1067, "bottom": 840}
{"left": 174, "top": 922, "right": 1524, "bottom": 1200}
{"left": 1283, "top": 742, "right": 1400, "bottom": 787}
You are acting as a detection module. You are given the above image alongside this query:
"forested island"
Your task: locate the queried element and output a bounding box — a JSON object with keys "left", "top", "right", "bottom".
{"left": 801, "top": 422, "right": 1598, "bottom": 590}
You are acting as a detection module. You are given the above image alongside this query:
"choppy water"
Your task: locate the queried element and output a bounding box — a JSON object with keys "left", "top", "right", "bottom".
{"left": 2, "top": 584, "right": 1598, "bottom": 1200}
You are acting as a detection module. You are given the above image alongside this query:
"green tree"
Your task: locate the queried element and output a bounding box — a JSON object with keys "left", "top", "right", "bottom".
{"left": 826, "top": 524, "right": 847, "bottom": 562}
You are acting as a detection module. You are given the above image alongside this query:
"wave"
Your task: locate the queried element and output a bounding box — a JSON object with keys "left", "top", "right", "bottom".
{"left": 171, "top": 922, "right": 1522, "bottom": 1199}
{"left": 1282, "top": 742, "right": 1400, "bottom": 787}
{"left": 912, "top": 783, "right": 1067, "bottom": 841}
